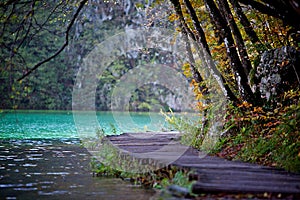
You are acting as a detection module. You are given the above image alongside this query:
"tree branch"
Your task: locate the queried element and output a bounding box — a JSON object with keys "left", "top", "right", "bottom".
{"left": 0, "top": 0, "right": 18, "bottom": 7}
{"left": 183, "top": 0, "right": 211, "bottom": 56}
{"left": 238, "top": 0, "right": 300, "bottom": 29}
{"left": 16, "top": 0, "right": 35, "bottom": 51}
{"left": 30, "top": 1, "right": 64, "bottom": 39}
{"left": 17, "top": 0, "right": 88, "bottom": 81}
{"left": 228, "top": 0, "right": 260, "bottom": 44}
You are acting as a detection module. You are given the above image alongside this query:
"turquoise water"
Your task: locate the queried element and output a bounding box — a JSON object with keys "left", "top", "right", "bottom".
{"left": 0, "top": 110, "right": 167, "bottom": 139}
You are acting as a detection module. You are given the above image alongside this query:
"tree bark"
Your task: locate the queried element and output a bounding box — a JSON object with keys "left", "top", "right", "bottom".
{"left": 203, "top": 0, "right": 256, "bottom": 103}
{"left": 216, "top": 0, "right": 252, "bottom": 76}
{"left": 170, "top": 0, "right": 239, "bottom": 103}
{"left": 170, "top": 0, "right": 205, "bottom": 86}
{"left": 228, "top": 0, "right": 260, "bottom": 44}
{"left": 183, "top": 0, "right": 211, "bottom": 56}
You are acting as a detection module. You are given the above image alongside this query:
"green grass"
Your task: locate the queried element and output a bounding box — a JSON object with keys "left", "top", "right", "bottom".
{"left": 212, "top": 90, "right": 300, "bottom": 173}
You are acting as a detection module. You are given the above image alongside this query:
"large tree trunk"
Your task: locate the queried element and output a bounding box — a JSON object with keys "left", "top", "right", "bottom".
{"left": 170, "top": 0, "right": 238, "bottom": 103}
{"left": 203, "top": 0, "right": 256, "bottom": 104}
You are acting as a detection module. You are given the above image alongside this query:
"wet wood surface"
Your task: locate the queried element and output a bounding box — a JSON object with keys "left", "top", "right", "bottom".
{"left": 108, "top": 132, "right": 300, "bottom": 195}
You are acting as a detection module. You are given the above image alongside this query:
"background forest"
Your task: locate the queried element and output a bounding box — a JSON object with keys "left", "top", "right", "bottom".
{"left": 1, "top": 0, "right": 300, "bottom": 172}
{"left": 0, "top": 0, "right": 179, "bottom": 111}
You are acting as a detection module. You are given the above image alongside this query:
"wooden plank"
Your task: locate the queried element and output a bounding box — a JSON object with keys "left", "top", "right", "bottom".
{"left": 192, "top": 182, "right": 300, "bottom": 194}
{"left": 107, "top": 133, "right": 300, "bottom": 194}
{"left": 191, "top": 169, "right": 300, "bottom": 182}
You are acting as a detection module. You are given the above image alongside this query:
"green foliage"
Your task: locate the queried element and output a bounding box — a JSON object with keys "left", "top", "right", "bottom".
{"left": 109, "top": 123, "right": 117, "bottom": 134}
{"left": 137, "top": 102, "right": 151, "bottom": 112}
{"left": 161, "top": 109, "right": 203, "bottom": 148}
{"left": 90, "top": 157, "right": 121, "bottom": 177}
{"left": 1, "top": 1, "right": 177, "bottom": 111}
{"left": 172, "top": 170, "right": 192, "bottom": 188}
{"left": 214, "top": 89, "right": 300, "bottom": 173}
{"left": 96, "top": 49, "right": 181, "bottom": 112}
{"left": 153, "top": 169, "right": 195, "bottom": 196}
{"left": 91, "top": 153, "right": 195, "bottom": 194}
{"left": 0, "top": 1, "right": 75, "bottom": 110}
{"left": 96, "top": 128, "right": 105, "bottom": 139}
{"left": 89, "top": 128, "right": 195, "bottom": 191}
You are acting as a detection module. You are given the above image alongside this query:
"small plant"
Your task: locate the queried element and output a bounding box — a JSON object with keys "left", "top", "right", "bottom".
{"left": 90, "top": 157, "right": 121, "bottom": 177}
{"left": 160, "top": 109, "right": 203, "bottom": 149}
{"left": 96, "top": 128, "right": 105, "bottom": 139}
{"left": 172, "top": 171, "right": 191, "bottom": 188}
{"left": 109, "top": 123, "right": 117, "bottom": 134}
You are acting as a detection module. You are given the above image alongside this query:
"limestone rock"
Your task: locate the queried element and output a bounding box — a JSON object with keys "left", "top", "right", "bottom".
{"left": 251, "top": 46, "right": 300, "bottom": 103}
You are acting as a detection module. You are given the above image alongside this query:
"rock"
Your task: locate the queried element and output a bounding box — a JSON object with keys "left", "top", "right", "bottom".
{"left": 251, "top": 46, "right": 300, "bottom": 104}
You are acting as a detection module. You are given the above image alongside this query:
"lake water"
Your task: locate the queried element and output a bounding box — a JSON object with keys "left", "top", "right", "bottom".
{"left": 0, "top": 110, "right": 168, "bottom": 139}
{"left": 0, "top": 110, "right": 172, "bottom": 199}
{"left": 0, "top": 139, "right": 158, "bottom": 200}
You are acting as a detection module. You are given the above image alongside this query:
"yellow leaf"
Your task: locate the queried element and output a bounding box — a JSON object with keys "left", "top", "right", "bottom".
{"left": 168, "top": 13, "right": 179, "bottom": 22}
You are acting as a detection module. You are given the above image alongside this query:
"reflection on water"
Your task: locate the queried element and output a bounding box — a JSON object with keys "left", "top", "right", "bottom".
{"left": 0, "top": 139, "right": 156, "bottom": 200}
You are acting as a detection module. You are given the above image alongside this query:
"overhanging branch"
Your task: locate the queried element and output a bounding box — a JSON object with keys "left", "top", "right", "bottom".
{"left": 17, "top": 0, "right": 88, "bottom": 81}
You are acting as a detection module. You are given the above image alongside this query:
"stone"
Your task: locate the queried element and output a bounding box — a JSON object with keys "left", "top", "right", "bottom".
{"left": 251, "top": 46, "right": 300, "bottom": 104}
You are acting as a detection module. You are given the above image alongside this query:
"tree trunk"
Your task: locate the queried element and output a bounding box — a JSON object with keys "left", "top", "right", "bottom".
{"left": 216, "top": 0, "right": 252, "bottom": 77}
{"left": 170, "top": 0, "right": 239, "bottom": 103}
{"left": 183, "top": 0, "right": 211, "bottom": 56}
{"left": 203, "top": 0, "right": 256, "bottom": 103}
{"left": 228, "top": 0, "right": 260, "bottom": 44}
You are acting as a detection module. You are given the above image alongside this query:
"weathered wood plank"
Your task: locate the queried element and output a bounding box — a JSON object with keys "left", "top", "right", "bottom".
{"left": 107, "top": 132, "right": 300, "bottom": 194}
{"left": 192, "top": 169, "right": 300, "bottom": 182}
{"left": 192, "top": 181, "right": 300, "bottom": 194}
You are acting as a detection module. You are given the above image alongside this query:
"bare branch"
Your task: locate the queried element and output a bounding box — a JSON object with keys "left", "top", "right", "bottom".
{"left": 29, "top": 1, "right": 64, "bottom": 43}
{"left": 0, "top": 2, "right": 16, "bottom": 37}
{"left": 0, "top": 0, "right": 18, "bottom": 7}
{"left": 238, "top": 0, "right": 300, "bottom": 28}
{"left": 17, "top": 0, "right": 88, "bottom": 81}
{"left": 16, "top": 0, "right": 35, "bottom": 50}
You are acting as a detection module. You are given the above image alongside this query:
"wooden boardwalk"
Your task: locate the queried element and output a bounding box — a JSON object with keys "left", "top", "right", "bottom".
{"left": 107, "top": 132, "right": 300, "bottom": 195}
